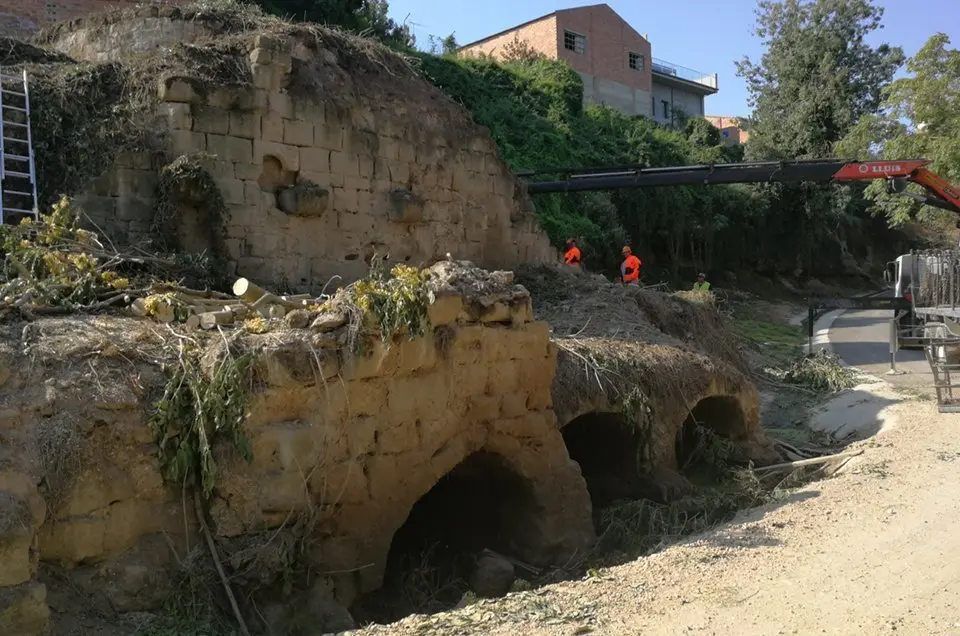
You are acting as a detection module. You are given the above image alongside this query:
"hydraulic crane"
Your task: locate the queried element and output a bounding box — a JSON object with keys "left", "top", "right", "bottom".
{"left": 521, "top": 158, "right": 960, "bottom": 410}
{"left": 518, "top": 158, "right": 960, "bottom": 214}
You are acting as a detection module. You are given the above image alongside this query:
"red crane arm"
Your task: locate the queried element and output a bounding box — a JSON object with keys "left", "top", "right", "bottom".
{"left": 524, "top": 158, "right": 960, "bottom": 214}
{"left": 832, "top": 160, "right": 960, "bottom": 213}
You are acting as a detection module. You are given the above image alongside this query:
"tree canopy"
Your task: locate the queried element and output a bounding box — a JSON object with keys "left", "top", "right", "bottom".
{"left": 733, "top": 0, "right": 906, "bottom": 275}
{"left": 737, "top": 0, "right": 903, "bottom": 160}
{"left": 838, "top": 33, "right": 960, "bottom": 227}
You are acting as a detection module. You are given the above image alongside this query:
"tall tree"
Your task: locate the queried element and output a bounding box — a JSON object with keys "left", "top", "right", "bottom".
{"left": 737, "top": 0, "right": 903, "bottom": 160}
{"left": 735, "top": 0, "right": 904, "bottom": 275}
{"left": 251, "top": 0, "right": 414, "bottom": 47}
{"left": 838, "top": 33, "right": 960, "bottom": 228}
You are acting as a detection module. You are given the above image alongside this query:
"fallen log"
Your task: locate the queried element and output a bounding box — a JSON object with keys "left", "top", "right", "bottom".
{"left": 754, "top": 449, "right": 863, "bottom": 473}
{"left": 250, "top": 292, "right": 303, "bottom": 311}
{"left": 233, "top": 278, "right": 267, "bottom": 303}
{"left": 200, "top": 309, "right": 236, "bottom": 330}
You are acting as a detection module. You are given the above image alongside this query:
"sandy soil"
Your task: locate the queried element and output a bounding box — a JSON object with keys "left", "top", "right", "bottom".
{"left": 360, "top": 392, "right": 960, "bottom": 636}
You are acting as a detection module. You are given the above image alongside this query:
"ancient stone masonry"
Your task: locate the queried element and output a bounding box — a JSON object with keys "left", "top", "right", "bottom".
{"left": 0, "top": 262, "right": 594, "bottom": 634}
{"left": 210, "top": 262, "right": 595, "bottom": 606}
{"left": 41, "top": 7, "right": 556, "bottom": 291}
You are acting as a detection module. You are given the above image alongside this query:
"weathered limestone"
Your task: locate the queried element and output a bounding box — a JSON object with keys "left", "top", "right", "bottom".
{"left": 55, "top": 11, "right": 557, "bottom": 291}
{"left": 0, "top": 263, "right": 595, "bottom": 630}
{"left": 210, "top": 263, "right": 594, "bottom": 604}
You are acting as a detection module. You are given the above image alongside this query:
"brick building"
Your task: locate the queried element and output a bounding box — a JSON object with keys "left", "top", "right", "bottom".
{"left": 459, "top": 3, "right": 718, "bottom": 125}
{"left": 705, "top": 115, "right": 750, "bottom": 146}
{"left": 0, "top": 0, "right": 184, "bottom": 39}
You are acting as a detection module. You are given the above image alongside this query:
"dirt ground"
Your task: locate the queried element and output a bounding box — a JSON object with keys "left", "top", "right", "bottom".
{"left": 359, "top": 392, "right": 960, "bottom": 636}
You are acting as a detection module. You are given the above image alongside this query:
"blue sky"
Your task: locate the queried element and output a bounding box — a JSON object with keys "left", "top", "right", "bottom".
{"left": 386, "top": 0, "right": 960, "bottom": 117}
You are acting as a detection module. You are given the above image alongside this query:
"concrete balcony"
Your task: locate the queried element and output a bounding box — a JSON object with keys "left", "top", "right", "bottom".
{"left": 651, "top": 57, "right": 719, "bottom": 95}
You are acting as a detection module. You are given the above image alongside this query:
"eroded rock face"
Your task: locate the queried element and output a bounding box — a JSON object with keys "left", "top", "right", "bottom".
{"left": 0, "top": 263, "right": 596, "bottom": 631}
{"left": 211, "top": 263, "right": 595, "bottom": 604}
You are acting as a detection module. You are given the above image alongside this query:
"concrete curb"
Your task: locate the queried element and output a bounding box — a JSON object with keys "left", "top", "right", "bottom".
{"left": 806, "top": 309, "right": 845, "bottom": 359}
{"left": 805, "top": 298, "right": 891, "bottom": 383}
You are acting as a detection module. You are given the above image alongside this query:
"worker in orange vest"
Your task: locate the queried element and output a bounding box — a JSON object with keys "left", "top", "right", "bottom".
{"left": 620, "top": 245, "right": 642, "bottom": 285}
{"left": 563, "top": 238, "right": 581, "bottom": 267}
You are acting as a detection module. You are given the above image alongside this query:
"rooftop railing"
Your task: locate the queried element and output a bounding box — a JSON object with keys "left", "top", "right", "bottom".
{"left": 651, "top": 57, "right": 718, "bottom": 90}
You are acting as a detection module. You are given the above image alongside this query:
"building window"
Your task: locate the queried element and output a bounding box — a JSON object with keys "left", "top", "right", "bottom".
{"left": 629, "top": 52, "right": 644, "bottom": 71}
{"left": 662, "top": 99, "right": 670, "bottom": 119}
{"left": 564, "top": 30, "right": 586, "bottom": 54}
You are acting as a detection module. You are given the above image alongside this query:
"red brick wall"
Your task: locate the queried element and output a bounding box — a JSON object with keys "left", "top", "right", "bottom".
{"left": 0, "top": 0, "right": 185, "bottom": 37}
{"left": 460, "top": 15, "right": 559, "bottom": 60}
{"left": 555, "top": 5, "right": 652, "bottom": 93}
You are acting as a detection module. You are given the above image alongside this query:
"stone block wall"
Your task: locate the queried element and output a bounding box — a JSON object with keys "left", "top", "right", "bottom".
{"left": 0, "top": 0, "right": 185, "bottom": 39}
{"left": 0, "top": 327, "right": 196, "bottom": 635}
{"left": 0, "top": 264, "right": 595, "bottom": 632}
{"left": 210, "top": 263, "right": 595, "bottom": 605}
{"left": 57, "top": 14, "right": 557, "bottom": 291}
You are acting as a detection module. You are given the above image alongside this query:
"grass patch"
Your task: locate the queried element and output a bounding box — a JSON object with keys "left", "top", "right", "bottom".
{"left": 0, "top": 491, "right": 31, "bottom": 538}
{"left": 587, "top": 420, "right": 771, "bottom": 566}
{"left": 731, "top": 317, "right": 805, "bottom": 366}
{"left": 35, "top": 412, "right": 84, "bottom": 510}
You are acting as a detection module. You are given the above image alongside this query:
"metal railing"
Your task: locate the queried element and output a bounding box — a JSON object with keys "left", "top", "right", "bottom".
{"left": 915, "top": 249, "right": 960, "bottom": 311}
{"left": 651, "top": 57, "right": 718, "bottom": 89}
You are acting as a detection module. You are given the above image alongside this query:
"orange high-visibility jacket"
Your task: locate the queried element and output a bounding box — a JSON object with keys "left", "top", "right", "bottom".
{"left": 564, "top": 246, "right": 582, "bottom": 265}
{"left": 621, "top": 254, "right": 642, "bottom": 282}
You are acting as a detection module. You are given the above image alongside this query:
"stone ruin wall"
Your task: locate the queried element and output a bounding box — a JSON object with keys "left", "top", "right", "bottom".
{"left": 0, "top": 264, "right": 596, "bottom": 634}
{"left": 0, "top": 10, "right": 781, "bottom": 634}
{"left": 47, "top": 10, "right": 556, "bottom": 291}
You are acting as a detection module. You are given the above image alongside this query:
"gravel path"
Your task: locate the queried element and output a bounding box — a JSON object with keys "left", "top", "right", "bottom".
{"left": 360, "top": 393, "right": 960, "bottom": 636}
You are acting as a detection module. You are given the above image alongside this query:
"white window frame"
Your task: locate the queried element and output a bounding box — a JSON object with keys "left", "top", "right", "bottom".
{"left": 628, "top": 52, "right": 644, "bottom": 71}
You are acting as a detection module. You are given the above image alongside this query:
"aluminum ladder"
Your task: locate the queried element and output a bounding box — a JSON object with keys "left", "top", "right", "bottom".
{"left": 0, "top": 68, "right": 39, "bottom": 224}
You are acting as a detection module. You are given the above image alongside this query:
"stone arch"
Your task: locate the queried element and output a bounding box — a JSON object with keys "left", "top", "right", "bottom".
{"left": 350, "top": 438, "right": 594, "bottom": 621}
{"left": 676, "top": 394, "right": 750, "bottom": 469}
{"left": 561, "top": 411, "right": 647, "bottom": 508}
{"left": 553, "top": 340, "right": 778, "bottom": 503}
{"left": 257, "top": 154, "right": 297, "bottom": 192}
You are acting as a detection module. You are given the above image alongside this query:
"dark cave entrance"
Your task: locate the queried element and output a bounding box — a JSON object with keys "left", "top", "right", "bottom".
{"left": 351, "top": 450, "right": 540, "bottom": 624}
{"left": 561, "top": 411, "right": 649, "bottom": 509}
{"left": 676, "top": 395, "right": 747, "bottom": 476}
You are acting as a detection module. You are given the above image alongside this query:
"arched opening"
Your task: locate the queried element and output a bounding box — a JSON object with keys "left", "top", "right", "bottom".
{"left": 257, "top": 154, "right": 297, "bottom": 193}
{"left": 561, "top": 411, "right": 647, "bottom": 509}
{"left": 175, "top": 203, "right": 216, "bottom": 254}
{"left": 676, "top": 395, "right": 747, "bottom": 478}
{"left": 351, "top": 451, "right": 541, "bottom": 624}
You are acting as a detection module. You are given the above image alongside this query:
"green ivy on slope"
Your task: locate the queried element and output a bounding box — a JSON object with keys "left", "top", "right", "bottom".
{"left": 417, "top": 54, "right": 754, "bottom": 278}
